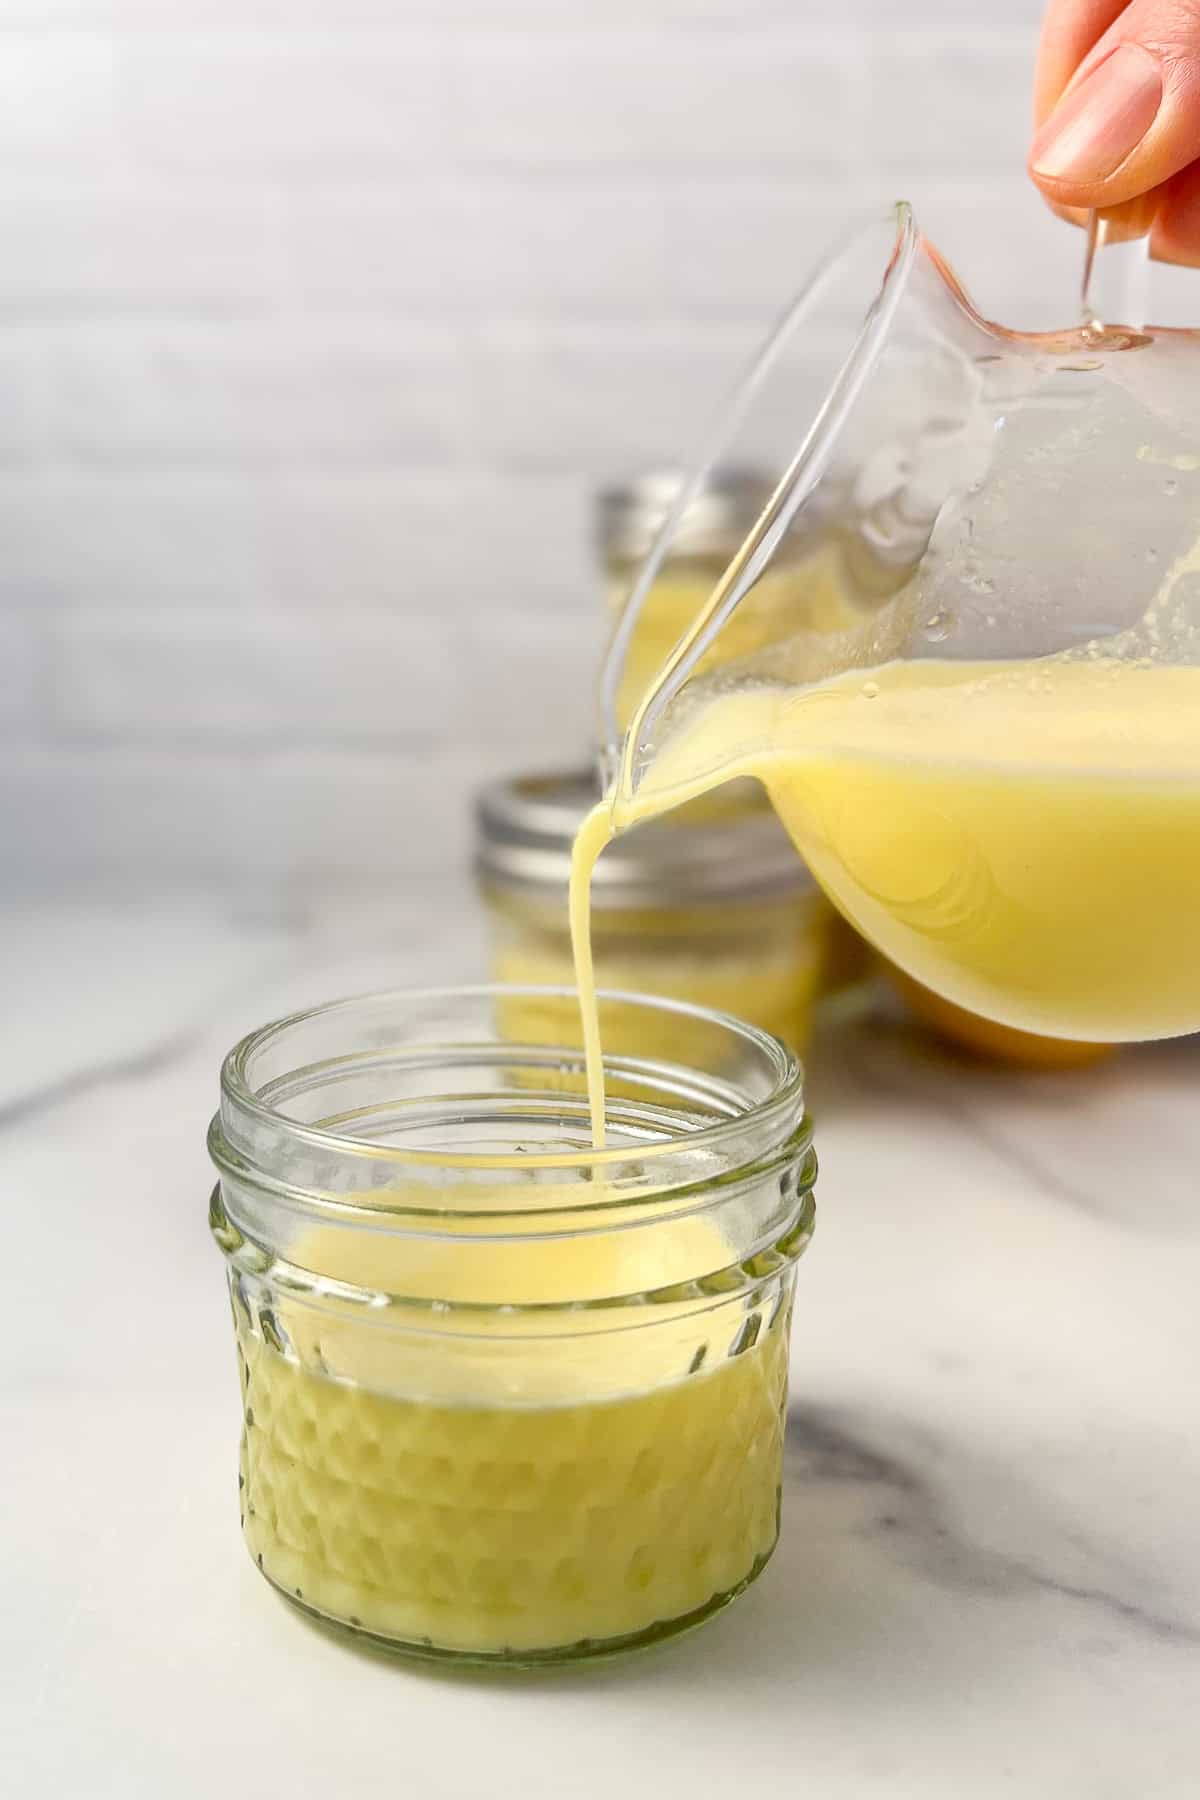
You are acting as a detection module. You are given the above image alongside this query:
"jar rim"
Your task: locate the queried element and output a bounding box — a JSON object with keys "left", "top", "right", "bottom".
{"left": 596, "top": 464, "right": 780, "bottom": 565}
{"left": 213, "top": 983, "right": 805, "bottom": 1196}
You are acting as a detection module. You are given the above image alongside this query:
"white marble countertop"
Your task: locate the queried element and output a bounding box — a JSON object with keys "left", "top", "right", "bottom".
{"left": 6, "top": 890, "right": 1200, "bottom": 1798}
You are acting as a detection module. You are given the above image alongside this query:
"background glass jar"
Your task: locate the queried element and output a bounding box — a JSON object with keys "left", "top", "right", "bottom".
{"left": 598, "top": 467, "right": 860, "bottom": 732}
{"left": 597, "top": 467, "right": 873, "bottom": 997}
{"left": 476, "top": 769, "right": 833, "bottom": 1061}
{"left": 208, "top": 987, "right": 816, "bottom": 1666}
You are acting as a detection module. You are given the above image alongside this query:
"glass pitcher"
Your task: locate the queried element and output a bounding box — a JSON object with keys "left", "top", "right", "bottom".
{"left": 598, "top": 203, "right": 1200, "bottom": 1044}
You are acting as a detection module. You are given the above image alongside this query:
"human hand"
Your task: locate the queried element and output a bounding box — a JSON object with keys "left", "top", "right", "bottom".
{"left": 1030, "top": 1, "right": 1200, "bottom": 263}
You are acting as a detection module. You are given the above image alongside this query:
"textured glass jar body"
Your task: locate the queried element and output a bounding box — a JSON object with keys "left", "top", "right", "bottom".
{"left": 597, "top": 470, "right": 857, "bottom": 734}
{"left": 208, "top": 988, "right": 816, "bottom": 1666}
{"left": 483, "top": 882, "right": 829, "bottom": 1061}
{"left": 604, "top": 549, "right": 850, "bottom": 733}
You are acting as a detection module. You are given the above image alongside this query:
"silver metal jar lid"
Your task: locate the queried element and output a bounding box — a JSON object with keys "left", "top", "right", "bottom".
{"left": 475, "top": 768, "right": 815, "bottom": 910}
{"left": 596, "top": 467, "right": 777, "bottom": 567}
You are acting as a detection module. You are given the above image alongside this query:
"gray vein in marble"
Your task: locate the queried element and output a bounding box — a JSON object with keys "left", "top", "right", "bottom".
{"left": 826, "top": 1020, "right": 1131, "bottom": 1222}
{"left": 0, "top": 913, "right": 314, "bottom": 1131}
{"left": 0, "top": 1029, "right": 203, "bottom": 1131}
{"left": 787, "top": 1402, "right": 1200, "bottom": 1648}
{"left": 914, "top": 1090, "right": 1102, "bottom": 1219}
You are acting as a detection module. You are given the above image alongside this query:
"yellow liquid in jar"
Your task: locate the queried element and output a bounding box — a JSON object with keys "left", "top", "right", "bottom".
{"left": 492, "top": 943, "right": 821, "bottom": 1065}
{"left": 572, "top": 657, "right": 1200, "bottom": 1142}
{"left": 489, "top": 908, "right": 826, "bottom": 1064}
{"left": 609, "top": 544, "right": 859, "bottom": 729}
{"left": 236, "top": 1214, "right": 792, "bottom": 1658}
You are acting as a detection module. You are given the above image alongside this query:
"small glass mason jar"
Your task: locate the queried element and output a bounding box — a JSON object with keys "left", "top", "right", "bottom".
{"left": 208, "top": 987, "right": 816, "bottom": 1667}
{"left": 476, "top": 769, "right": 832, "bottom": 1062}
{"left": 598, "top": 467, "right": 857, "bottom": 730}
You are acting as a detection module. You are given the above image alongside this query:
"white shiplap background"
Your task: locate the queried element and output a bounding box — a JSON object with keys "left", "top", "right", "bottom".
{"left": 0, "top": 0, "right": 1117, "bottom": 894}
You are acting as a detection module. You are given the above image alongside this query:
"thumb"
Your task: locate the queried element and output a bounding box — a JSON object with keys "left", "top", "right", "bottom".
{"left": 1029, "top": 1, "right": 1200, "bottom": 209}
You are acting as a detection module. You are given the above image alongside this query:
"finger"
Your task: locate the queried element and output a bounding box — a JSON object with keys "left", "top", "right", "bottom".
{"left": 1150, "top": 158, "right": 1200, "bottom": 262}
{"left": 1034, "top": 0, "right": 1131, "bottom": 126}
{"left": 1033, "top": 177, "right": 1200, "bottom": 266}
{"left": 1092, "top": 188, "right": 1164, "bottom": 233}
{"left": 1030, "top": 1, "right": 1200, "bottom": 208}
{"left": 1044, "top": 196, "right": 1094, "bottom": 228}
{"left": 1038, "top": 190, "right": 1158, "bottom": 235}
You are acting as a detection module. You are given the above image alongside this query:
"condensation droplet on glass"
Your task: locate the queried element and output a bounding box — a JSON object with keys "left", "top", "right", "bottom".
{"left": 862, "top": 680, "right": 880, "bottom": 700}
{"left": 1145, "top": 547, "right": 1158, "bottom": 564}
{"left": 1164, "top": 478, "right": 1179, "bottom": 497}
{"left": 985, "top": 613, "right": 997, "bottom": 629}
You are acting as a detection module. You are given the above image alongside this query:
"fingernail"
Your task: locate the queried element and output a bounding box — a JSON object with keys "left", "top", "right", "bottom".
{"left": 1031, "top": 43, "right": 1162, "bottom": 185}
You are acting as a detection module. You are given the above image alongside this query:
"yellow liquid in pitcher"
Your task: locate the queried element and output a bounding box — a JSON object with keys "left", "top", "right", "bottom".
{"left": 236, "top": 1216, "right": 791, "bottom": 1658}
{"left": 572, "top": 656, "right": 1200, "bottom": 1142}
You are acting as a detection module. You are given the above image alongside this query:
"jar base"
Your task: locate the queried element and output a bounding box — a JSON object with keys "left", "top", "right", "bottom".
{"left": 255, "top": 1543, "right": 776, "bottom": 1670}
